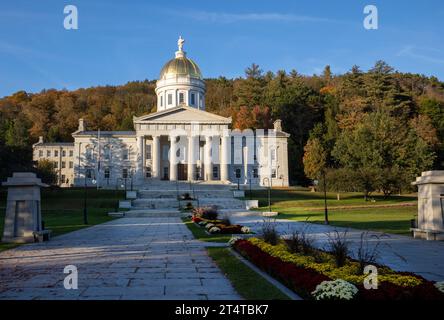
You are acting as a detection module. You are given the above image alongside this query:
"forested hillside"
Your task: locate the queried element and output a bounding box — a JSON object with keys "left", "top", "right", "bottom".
{"left": 1, "top": 61, "right": 443, "bottom": 188}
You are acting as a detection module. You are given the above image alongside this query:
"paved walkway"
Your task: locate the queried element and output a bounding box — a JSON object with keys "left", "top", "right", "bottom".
{"left": 0, "top": 217, "right": 241, "bottom": 300}
{"left": 230, "top": 213, "right": 444, "bottom": 281}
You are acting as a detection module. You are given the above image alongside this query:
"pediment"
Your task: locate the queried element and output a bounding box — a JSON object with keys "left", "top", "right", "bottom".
{"left": 134, "top": 106, "right": 232, "bottom": 124}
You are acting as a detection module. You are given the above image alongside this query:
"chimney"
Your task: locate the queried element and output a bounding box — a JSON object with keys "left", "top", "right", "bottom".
{"left": 78, "top": 118, "right": 86, "bottom": 132}
{"left": 38, "top": 136, "right": 43, "bottom": 144}
{"left": 273, "top": 119, "right": 282, "bottom": 132}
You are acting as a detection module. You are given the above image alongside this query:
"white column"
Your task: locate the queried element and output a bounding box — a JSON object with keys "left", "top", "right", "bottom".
{"left": 137, "top": 136, "right": 144, "bottom": 181}
{"left": 169, "top": 135, "right": 177, "bottom": 181}
{"left": 220, "top": 135, "right": 229, "bottom": 182}
{"left": 152, "top": 135, "right": 160, "bottom": 179}
{"left": 188, "top": 135, "right": 196, "bottom": 181}
{"left": 204, "top": 135, "right": 212, "bottom": 181}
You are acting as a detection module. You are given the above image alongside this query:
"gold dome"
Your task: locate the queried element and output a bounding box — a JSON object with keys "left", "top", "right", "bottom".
{"left": 159, "top": 56, "right": 202, "bottom": 80}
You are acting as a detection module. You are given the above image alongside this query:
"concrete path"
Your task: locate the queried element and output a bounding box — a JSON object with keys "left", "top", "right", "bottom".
{"left": 230, "top": 212, "right": 444, "bottom": 282}
{"left": 0, "top": 217, "right": 241, "bottom": 300}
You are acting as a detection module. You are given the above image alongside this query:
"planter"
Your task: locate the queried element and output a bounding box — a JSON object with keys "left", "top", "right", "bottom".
{"left": 119, "top": 200, "right": 132, "bottom": 209}
{"left": 126, "top": 191, "right": 137, "bottom": 199}
{"left": 233, "top": 190, "right": 245, "bottom": 198}
{"left": 245, "top": 200, "right": 259, "bottom": 210}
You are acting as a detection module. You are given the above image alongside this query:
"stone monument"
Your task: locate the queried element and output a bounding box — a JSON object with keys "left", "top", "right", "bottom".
{"left": 411, "top": 171, "right": 444, "bottom": 240}
{"left": 2, "top": 172, "right": 50, "bottom": 243}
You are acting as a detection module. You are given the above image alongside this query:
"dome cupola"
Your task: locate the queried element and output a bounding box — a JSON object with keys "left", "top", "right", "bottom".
{"left": 155, "top": 37, "right": 206, "bottom": 111}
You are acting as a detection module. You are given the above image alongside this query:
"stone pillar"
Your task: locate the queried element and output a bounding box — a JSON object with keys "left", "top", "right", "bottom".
{"left": 411, "top": 171, "right": 444, "bottom": 240}
{"left": 169, "top": 135, "right": 178, "bottom": 181}
{"left": 152, "top": 135, "right": 160, "bottom": 179}
{"left": 204, "top": 136, "right": 212, "bottom": 181}
{"left": 220, "top": 135, "right": 229, "bottom": 182}
{"left": 188, "top": 135, "right": 197, "bottom": 181}
{"left": 2, "top": 173, "right": 49, "bottom": 243}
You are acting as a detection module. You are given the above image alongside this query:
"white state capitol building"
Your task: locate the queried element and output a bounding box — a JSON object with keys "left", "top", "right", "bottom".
{"left": 32, "top": 37, "right": 290, "bottom": 188}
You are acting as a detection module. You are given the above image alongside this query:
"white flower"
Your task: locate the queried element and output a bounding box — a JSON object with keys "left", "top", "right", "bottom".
{"left": 241, "top": 226, "right": 251, "bottom": 234}
{"left": 434, "top": 281, "right": 444, "bottom": 294}
{"left": 228, "top": 237, "right": 242, "bottom": 246}
{"left": 205, "top": 223, "right": 215, "bottom": 230}
{"left": 209, "top": 227, "right": 221, "bottom": 234}
{"left": 312, "top": 279, "right": 358, "bottom": 301}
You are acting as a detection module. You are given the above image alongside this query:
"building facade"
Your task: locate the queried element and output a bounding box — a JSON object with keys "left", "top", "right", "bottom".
{"left": 32, "top": 37, "right": 290, "bottom": 188}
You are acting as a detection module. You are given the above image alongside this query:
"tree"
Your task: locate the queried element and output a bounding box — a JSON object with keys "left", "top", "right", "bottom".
{"left": 35, "top": 159, "right": 58, "bottom": 185}
{"left": 303, "top": 137, "right": 327, "bottom": 180}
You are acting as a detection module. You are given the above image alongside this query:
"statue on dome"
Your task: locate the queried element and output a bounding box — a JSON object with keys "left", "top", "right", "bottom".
{"left": 177, "top": 36, "right": 185, "bottom": 51}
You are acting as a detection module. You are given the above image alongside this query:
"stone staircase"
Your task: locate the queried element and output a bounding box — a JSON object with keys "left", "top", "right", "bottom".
{"left": 124, "top": 181, "right": 247, "bottom": 216}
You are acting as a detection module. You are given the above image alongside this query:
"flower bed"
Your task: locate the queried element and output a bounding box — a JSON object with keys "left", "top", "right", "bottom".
{"left": 232, "top": 238, "right": 444, "bottom": 300}
{"left": 191, "top": 213, "right": 251, "bottom": 235}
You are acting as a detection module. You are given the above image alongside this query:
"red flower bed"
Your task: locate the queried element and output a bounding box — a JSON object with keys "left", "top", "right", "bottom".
{"left": 191, "top": 216, "right": 202, "bottom": 223}
{"left": 233, "top": 239, "right": 444, "bottom": 301}
{"left": 234, "top": 239, "right": 330, "bottom": 298}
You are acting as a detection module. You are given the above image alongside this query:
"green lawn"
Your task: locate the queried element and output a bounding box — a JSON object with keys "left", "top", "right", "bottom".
{"left": 181, "top": 217, "right": 233, "bottom": 243}
{"left": 248, "top": 188, "right": 417, "bottom": 235}
{"left": 207, "top": 247, "right": 290, "bottom": 300}
{"left": 0, "top": 187, "right": 125, "bottom": 252}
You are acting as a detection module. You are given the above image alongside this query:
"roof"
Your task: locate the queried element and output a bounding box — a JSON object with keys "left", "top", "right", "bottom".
{"left": 34, "top": 142, "right": 74, "bottom": 147}
{"left": 72, "top": 131, "right": 136, "bottom": 137}
{"left": 159, "top": 56, "right": 202, "bottom": 80}
{"left": 134, "top": 106, "right": 232, "bottom": 124}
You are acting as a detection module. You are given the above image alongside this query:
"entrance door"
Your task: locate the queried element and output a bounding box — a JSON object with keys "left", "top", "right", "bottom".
{"left": 178, "top": 164, "right": 188, "bottom": 181}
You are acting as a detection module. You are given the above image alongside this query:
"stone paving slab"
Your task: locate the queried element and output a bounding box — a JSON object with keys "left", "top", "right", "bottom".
{"left": 229, "top": 212, "right": 444, "bottom": 281}
{"left": 0, "top": 217, "right": 241, "bottom": 300}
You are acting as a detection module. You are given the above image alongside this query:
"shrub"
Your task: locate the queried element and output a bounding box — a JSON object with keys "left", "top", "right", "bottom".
{"left": 241, "top": 226, "right": 251, "bottom": 234}
{"left": 435, "top": 282, "right": 444, "bottom": 294}
{"left": 312, "top": 279, "right": 358, "bottom": 301}
{"left": 259, "top": 219, "right": 279, "bottom": 245}
{"left": 192, "top": 206, "right": 218, "bottom": 220}
{"left": 286, "top": 229, "right": 302, "bottom": 254}
{"left": 326, "top": 230, "right": 349, "bottom": 268}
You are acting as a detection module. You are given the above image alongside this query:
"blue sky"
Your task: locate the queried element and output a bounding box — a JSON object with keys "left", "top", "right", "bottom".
{"left": 1, "top": 0, "right": 443, "bottom": 97}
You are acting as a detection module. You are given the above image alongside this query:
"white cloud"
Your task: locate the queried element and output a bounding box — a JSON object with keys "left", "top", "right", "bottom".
{"left": 397, "top": 45, "right": 444, "bottom": 65}
{"left": 167, "top": 10, "right": 340, "bottom": 24}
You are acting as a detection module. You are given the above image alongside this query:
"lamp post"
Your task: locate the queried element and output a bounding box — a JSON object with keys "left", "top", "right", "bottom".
{"left": 83, "top": 169, "right": 96, "bottom": 225}
{"left": 322, "top": 170, "right": 329, "bottom": 225}
{"left": 263, "top": 177, "right": 271, "bottom": 213}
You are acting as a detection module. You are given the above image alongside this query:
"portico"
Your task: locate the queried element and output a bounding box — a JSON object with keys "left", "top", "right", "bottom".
{"left": 133, "top": 106, "right": 233, "bottom": 183}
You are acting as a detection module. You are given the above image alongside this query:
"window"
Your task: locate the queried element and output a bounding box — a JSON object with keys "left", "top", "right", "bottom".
{"left": 168, "top": 94, "right": 172, "bottom": 105}
{"left": 122, "top": 148, "right": 129, "bottom": 160}
{"left": 86, "top": 169, "right": 92, "bottom": 179}
{"left": 69, "top": 150, "right": 73, "bottom": 157}
{"left": 47, "top": 150, "right": 51, "bottom": 157}
{"left": 69, "top": 161, "right": 73, "bottom": 169}
{"left": 235, "top": 168, "right": 241, "bottom": 179}
{"left": 104, "top": 147, "right": 111, "bottom": 160}
{"left": 160, "top": 96, "right": 163, "bottom": 107}
{"left": 104, "top": 168, "right": 110, "bottom": 179}
{"left": 62, "top": 150, "right": 66, "bottom": 157}
{"left": 163, "top": 167, "right": 168, "bottom": 180}
{"left": 61, "top": 162, "right": 66, "bottom": 169}
{"left": 61, "top": 175, "right": 66, "bottom": 183}
{"left": 53, "top": 162, "right": 58, "bottom": 169}
{"left": 179, "top": 92, "right": 184, "bottom": 104}
{"left": 271, "top": 168, "right": 277, "bottom": 178}
{"left": 191, "top": 93, "right": 195, "bottom": 105}
{"left": 122, "top": 168, "right": 128, "bottom": 179}
{"left": 271, "top": 149, "right": 276, "bottom": 161}
{"left": 54, "top": 150, "right": 58, "bottom": 157}
{"left": 213, "top": 166, "right": 218, "bottom": 179}
{"left": 253, "top": 168, "right": 258, "bottom": 178}
{"left": 146, "top": 144, "right": 152, "bottom": 160}
{"left": 146, "top": 167, "right": 152, "bottom": 178}
{"left": 85, "top": 148, "right": 92, "bottom": 160}
{"left": 39, "top": 150, "right": 43, "bottom": 157}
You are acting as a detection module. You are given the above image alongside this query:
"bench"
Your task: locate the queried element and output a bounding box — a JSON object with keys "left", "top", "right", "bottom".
{"left": 410, "top": 228, "right": 444, "bottom": 241}
{"left": 33, "top": 230, "right": 52, "bottom": 242}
